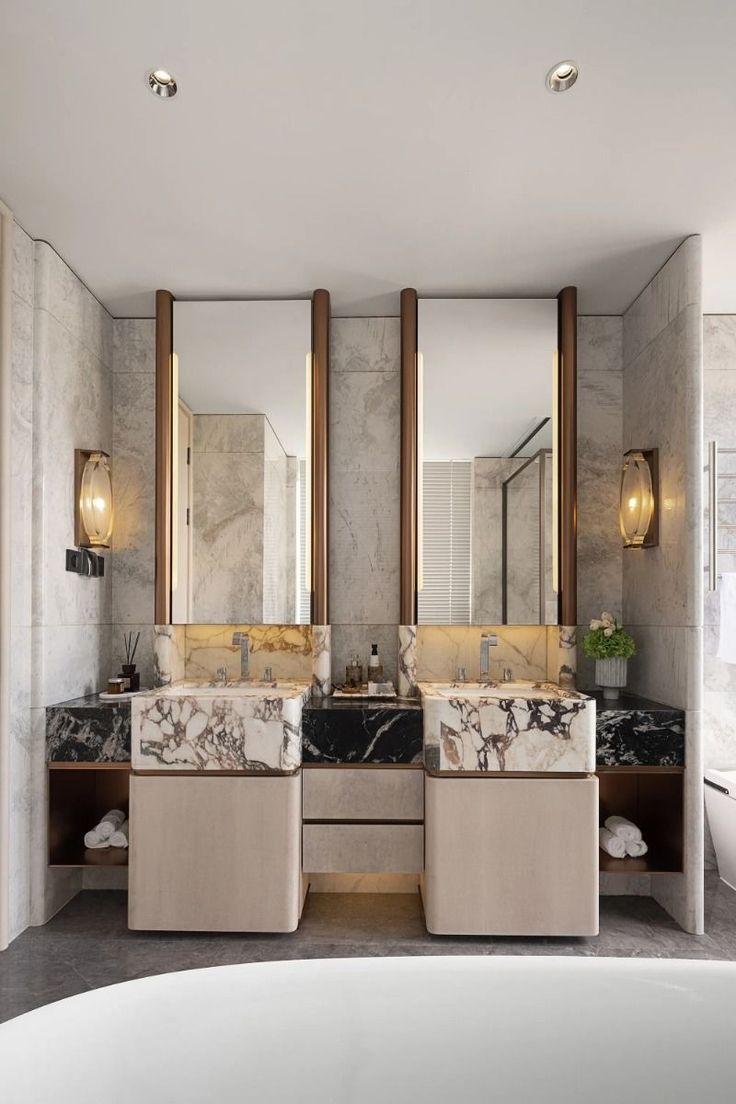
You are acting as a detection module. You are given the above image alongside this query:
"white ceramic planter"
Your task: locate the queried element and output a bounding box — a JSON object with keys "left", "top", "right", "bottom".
{"left": 595, "top": 657, "right": 628, "bottom": 700}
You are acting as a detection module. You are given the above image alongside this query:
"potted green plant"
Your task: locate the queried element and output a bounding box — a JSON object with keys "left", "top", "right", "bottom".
{"left": 583, "top": 612, "right": 636, "bottom": 699}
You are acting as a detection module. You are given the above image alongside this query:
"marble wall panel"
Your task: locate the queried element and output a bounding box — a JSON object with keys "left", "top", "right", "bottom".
{"left": 33, "top": 308, "right": 113, "bottom": 630}
{"left": 416, "top": 625, "right": 548, "bottom": 683}
{"left": 262, "top": 421, "right": 290, "bottom": 623}
{"left": 191, "top": 416, "right": 265, "bottom": 623}
{"left": 330, "top": 317, "right": 400, "bottom": 373}
{"left": 472, "top": 458, "right": 520, "bottom": 624}
{"left": 27, "top": 241, "right": 117, "bottom": 924}
{"left": 8, "top": 223, "right": 35, "bottom": 940}
{"left": 576, "top": 317, "right": 623, "bottom": 691}
{"left": 329, "top": 319, "right": 400, "bottom": 636}
{"left": 330, "top": 624, "right": 398, "bottom": 688}
{"left": 622, "top": 236, "right": 703, "bottom": 934}
{"left": 111, "top": 320, "right": 156, "bottom": 688}
{"left": 623, "top": 304, "right": 703, "bottom": 632}
{"left": 623, "top": 239, "right": 702, "bottom": 368}
{"left": 504, "top": 459, "right": 541, "bottom": 624}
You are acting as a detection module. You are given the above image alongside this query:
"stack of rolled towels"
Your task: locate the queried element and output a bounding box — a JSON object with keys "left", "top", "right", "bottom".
{"left": 599, "top": 815, "right": 648, "bottom": 859}
{"left": 84, "top": 809, "right": 129, "bottom": 851}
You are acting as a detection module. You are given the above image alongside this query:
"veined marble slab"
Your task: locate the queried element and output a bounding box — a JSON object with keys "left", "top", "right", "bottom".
{"left": 419, "top": 681, "right": 595, "bottom": 773}
{"left": 46, "top": 694, "right": 131, "bottom": 763}
{"left": 131, "top": 681, "right": 311, "bottom": 773}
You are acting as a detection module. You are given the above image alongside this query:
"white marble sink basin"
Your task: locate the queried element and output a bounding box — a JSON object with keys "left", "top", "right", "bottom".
{"left": 419, "top": 680, "right": 595, "bottom": 773}
{"left": 131, "top": 681, "right": 311, "bottom": 773}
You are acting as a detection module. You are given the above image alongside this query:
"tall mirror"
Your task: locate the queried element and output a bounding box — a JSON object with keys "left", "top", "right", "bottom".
{"left": 416, "top": 299, "right": 560, "bottom": 626}
{"left": 167, "top": 300, "right": 313, "bottom": 625}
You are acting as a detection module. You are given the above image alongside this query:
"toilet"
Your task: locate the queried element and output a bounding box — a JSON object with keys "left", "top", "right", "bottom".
{"left": 705, "top": 768, "right": 736, "bottom": 891}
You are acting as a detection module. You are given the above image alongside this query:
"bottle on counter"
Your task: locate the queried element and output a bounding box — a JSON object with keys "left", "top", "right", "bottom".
{"left": 368, "top": 642, "right": 384, "bottom": 682}
{"left": 346, "top": 653, "right": 363, "bottom": 688}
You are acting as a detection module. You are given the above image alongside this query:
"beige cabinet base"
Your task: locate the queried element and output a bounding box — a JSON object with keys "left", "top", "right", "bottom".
{"left": 303, "top": 767, "right": 423, "bottom": 821}
{"left": 129, "top": 774, "right": 302, "bottom": 933}
{"left": 303, "top": 824, "right": 424, "bottom": 874}
{"left": 423, "top": 775, "right": 599, "bottom": 936}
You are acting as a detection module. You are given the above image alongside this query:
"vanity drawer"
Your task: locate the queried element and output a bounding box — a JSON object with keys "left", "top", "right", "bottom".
{"left": 303, "top": 824, "right": 424, "bottom": 874}
{"left": 303, "top": 767, "right": 423, "bottom": 822}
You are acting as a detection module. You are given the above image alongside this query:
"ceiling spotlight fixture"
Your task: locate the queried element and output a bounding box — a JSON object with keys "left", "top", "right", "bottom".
{"left": 546, "top": 60, "right": 578, "bottom": 93}
{"left": 148, "top": 69, "right": 178, "bottom": 98}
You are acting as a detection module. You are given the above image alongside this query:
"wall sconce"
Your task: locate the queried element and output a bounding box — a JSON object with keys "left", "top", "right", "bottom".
{"left": 74, "top": 449, "right": 113, "bottom": 549}
{"left": 619, "top": 448, "right": 659, "bottom": 548}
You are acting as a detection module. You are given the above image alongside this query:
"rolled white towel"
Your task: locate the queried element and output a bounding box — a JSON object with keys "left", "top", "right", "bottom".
{"left": 599, "top": 827, "right": 627, "bottom": 859}
{"left": 96, "top": 809, "right": 126, "bottom": 841}
{"left": 84, "top": 836, "right": 110, "bottom": 850}
{"left": 604, "top": 815, "right": 642, "bottom": 843}
{"left": 109, "top": 820, "right": 129, "bottom": 849}
{"left": 625, "top": 838, "right": 649, "bottom": 858}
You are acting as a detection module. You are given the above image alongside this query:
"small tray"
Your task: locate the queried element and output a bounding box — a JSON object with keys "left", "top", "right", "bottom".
{"left": 98, "top": 689, "right": 149, "bottom": 702}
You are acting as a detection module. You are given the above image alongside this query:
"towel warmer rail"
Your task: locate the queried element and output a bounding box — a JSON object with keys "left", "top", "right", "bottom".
{"left": 707, "top": 441, "right": 736, "bottom": 592}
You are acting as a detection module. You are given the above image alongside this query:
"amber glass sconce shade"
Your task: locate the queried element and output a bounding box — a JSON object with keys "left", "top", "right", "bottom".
{"left": 75, "top": 449, "right": 113, "bottom": 549}
{"left": 620, "top": 448, "right": 658, "bottom": 548}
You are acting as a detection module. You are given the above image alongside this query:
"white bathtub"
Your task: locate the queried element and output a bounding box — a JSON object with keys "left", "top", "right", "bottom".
{"left": 1, "top": 956, "right": 734, "bottom": 1102}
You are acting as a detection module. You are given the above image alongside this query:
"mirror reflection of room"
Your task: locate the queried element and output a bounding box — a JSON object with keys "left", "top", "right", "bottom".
{"left": 417, "top": 299, "right": 558, "bottom": 626}
{"left": 171, "top": 301, "right": 312, "bottom": 625}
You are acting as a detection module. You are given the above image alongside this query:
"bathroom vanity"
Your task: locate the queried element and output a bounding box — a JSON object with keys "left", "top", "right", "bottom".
{"left": 45, "top": 684, "right": 686, "bottom": 933}
{"left": 420, "top": 681, "right": 599, "bottom": 936}
{"left": 128, "top": 681, "right": 311, "bottom": 932}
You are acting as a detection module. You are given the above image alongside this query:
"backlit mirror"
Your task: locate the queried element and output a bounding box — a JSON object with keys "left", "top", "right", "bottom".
{"left": 170, "top": 301, "right": 312, "bottom": 625}
{"left": 417, "top": 299, "right": 559, "bottom": 626}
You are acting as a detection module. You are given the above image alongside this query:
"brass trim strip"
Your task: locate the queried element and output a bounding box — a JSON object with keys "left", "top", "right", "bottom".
{"left": 311, "top": 289, "right": 330, "bottom": 625}
{"left": 557, "top": 286, "right": 577, "bottom": 626}
{"left": 400, "top": 288, "right": 418, "bottom": 624}
{"left": 155, "top": 290, "right": 174, "bottom": 624}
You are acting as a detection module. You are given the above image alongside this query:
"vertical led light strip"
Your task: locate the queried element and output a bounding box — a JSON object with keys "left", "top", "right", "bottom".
{"left": 416, "top": 351, "right": 424, "bottom": 592}
{"left": 551, "top": 350, "right": 560, "bottom": 596}
{"left": 170, "top": 352, "right": 179, "bottom": 594}
{"left": 304, "top": 352, "right": 313, "bottom": 592}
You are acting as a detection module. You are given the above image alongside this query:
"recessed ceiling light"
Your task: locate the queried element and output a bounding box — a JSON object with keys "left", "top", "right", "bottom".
{"left": 148, "top": 69, "right": 178, "bottom": 98}
{"left": 546, "top": 60, "right": 578, "bottom": 93}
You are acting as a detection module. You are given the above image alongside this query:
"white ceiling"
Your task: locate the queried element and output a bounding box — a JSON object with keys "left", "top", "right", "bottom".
{"left": 175, "top": 299, "right": 310, "bottom": 454}
{"left": 1, "top": 1, "right": 736, "bottom": 317}
{"left": 419, "top": 298, "right": 556, "bottom": 458}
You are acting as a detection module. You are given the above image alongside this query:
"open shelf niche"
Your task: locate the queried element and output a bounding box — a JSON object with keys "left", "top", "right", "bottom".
{"left": 597, "top": 767, "right": 684, "bottom": 875}
{"left": 48, "top": 762, "right": 131, "bottom": 868}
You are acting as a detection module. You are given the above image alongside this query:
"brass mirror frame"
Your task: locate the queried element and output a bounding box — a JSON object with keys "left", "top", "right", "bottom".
{"left": 154, "top": 290, "right": 330, "bottom": 625}
{"left": 400, "top": 286, "right": 577, "bottom": 627}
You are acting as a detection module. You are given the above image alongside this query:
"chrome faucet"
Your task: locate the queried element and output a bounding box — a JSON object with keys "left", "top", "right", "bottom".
{"left": 232, "top": 632, "right": 250, "bottom": 679}
{"left": 215, "top": 666, "right": 228, "bottom": 685}
{"left": 479, "top": 632, "right": 498, "bottom": 679}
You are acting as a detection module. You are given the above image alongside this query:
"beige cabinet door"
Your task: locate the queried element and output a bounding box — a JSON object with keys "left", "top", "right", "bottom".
{"left": 423, "top": 775, "right": 599, "bottom": 936}
{"left": 129, "top": 774, "right": 302, "bottom": 933}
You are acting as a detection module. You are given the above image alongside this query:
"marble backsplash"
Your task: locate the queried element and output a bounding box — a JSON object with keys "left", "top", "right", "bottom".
{"left": 415, "top": 625, "right": 548, "bottom": 683}
{"left": 155, "top": 624, "right": 313, "bottom": 685}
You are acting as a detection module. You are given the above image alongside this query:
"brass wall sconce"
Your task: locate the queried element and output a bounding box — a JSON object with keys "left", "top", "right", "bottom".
{"left": 620, "top": 448, "right": 659, "bottom": 548}
{"left": 74, "top": 449, "right": 113, "bottom": 549}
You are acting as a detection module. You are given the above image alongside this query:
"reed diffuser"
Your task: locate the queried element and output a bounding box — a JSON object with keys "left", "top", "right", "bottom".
{"left": 121, "top": 631, "right": 141, "bottom": 691}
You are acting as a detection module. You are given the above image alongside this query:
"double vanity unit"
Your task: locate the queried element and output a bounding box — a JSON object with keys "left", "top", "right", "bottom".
{"left": 46, "top": 679, "right": 685, "bottom": 938}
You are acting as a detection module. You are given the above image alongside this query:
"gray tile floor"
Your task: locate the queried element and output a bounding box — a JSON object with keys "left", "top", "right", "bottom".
{"left": 1, "top": 874, "right": 735, "bottom": 1024}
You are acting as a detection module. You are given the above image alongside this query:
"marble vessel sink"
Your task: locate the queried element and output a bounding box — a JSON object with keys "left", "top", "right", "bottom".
{"left": 131, "top": 681, "right": 311, "bottom": 773}
{"left": 419, "top": 680, "right": 595, "bottom": 773}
